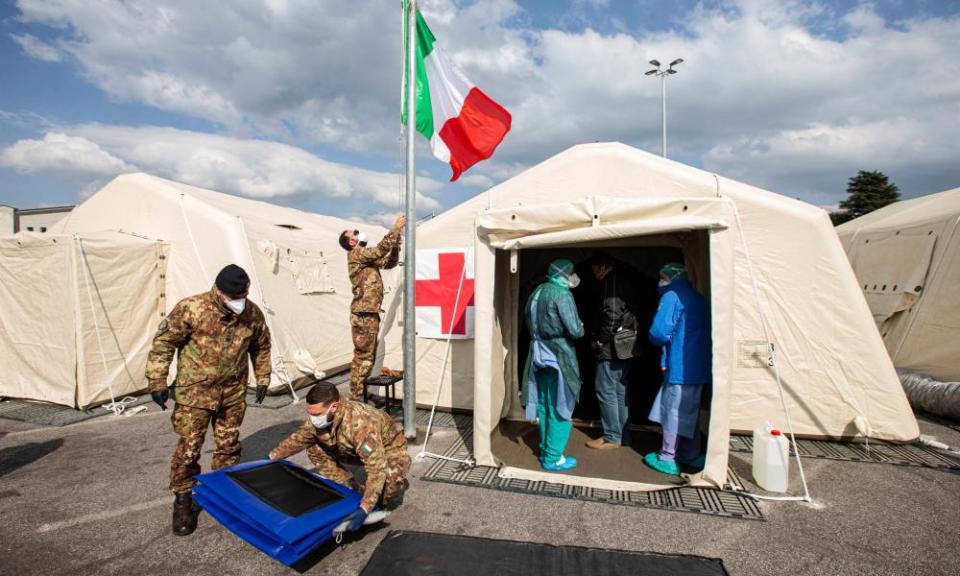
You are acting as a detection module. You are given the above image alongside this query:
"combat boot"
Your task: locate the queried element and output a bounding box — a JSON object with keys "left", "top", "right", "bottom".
{"left": 172, "top": 492, "right": 198, "bottom": 536}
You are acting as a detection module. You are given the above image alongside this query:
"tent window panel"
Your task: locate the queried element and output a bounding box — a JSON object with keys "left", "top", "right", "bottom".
{"left": 851, "top": 229, "right": 937, "bottom": 325}
{"left": 256, "top": 239, "right": 335, "bottom": 294}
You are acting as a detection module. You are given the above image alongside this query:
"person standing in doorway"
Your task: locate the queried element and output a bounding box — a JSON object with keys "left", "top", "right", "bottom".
{"left": 586, "top": 253, "right": 639, "bottom": 451}
{"left": 521, "top": 259, "right": 585, "bottom": 472}
{"left": 146, "top": 264, "right": 272, "bottom": 536}
{"left": 644, "top": 263, "right": 711, "bottom": 476}
{"left": 339, "top": 215, "right": 405, "bottom": 401}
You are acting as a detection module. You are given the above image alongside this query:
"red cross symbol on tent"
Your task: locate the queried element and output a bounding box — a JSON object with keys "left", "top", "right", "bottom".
{"left": 415, "top": 251, "right": 475, "bottom": 336}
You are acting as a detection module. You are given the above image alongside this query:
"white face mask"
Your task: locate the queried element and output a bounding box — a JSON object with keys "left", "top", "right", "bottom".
{"left": 225, "top": 298, "right": 246, "bottom": 315}
{"left": 310, "top": 404, "right": 336, "bottom": 429}
{"left": 568, "top": 273, "right": 581, "bottom": 289}
{"left": 658, "top": 279, "right": 670, "bottom": 288}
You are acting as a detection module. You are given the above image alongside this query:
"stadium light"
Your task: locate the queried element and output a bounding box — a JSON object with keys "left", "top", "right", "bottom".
{"left": 645, "top": 58, "right": 684, "bottom": 158}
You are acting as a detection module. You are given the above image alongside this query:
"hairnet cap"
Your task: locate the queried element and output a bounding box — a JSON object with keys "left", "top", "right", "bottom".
{"left": 215, "top": 264, "right": 250, "bottom": 295}
{"left": 658, "top": 262, "right": 687, "bottom": 282}
{"left": 547, "top": 258, "right": 575, "bottom": 280}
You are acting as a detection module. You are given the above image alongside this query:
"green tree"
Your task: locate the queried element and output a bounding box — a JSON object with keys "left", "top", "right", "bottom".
{"left": 831, "top": 170, "right": 900, "bottom": 225}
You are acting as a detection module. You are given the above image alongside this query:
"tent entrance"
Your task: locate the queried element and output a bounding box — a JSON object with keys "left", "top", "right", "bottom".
{"left": 495, "top": 230, "right": 712, "bottom": 486}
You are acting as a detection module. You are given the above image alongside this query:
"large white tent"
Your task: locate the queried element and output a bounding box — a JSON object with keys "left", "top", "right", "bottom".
{"left": 382, "top": 142, "right": 918, "bottom": 489}
{"left": 51, "top": 173, "right": 391, "bottom": 397}
{"left": 836, "top": 188, "right": 960, "bottom": 383}
{"left": 0, "top": 231, "right": 168, "bottom": 408}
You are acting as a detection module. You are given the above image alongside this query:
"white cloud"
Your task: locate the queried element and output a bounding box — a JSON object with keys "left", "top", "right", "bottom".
{"left": 0, "top": 125, "right": 441, "bottom": 211}
{"left": 125, "top": 71, "right": 242, "bottom": 127}
{"left": 10, "top": 0, "right": 960, "bottom": 204}
{"left": 0, "top": 132, "right": 134, "bottom": 175}
{"left": 10, "top": 33, "right": 62, "bottom": 62}
{"left": 704, "top": 118, "right": 958, "bottom": 205}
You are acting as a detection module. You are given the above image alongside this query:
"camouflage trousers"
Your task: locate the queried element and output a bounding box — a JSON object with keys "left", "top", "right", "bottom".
{"left": 307, "top": 447, "right": 411, "bottom": 509}
{"left": 350, "top": 312, "right": 380, "bottom": 400}
{"left": 169, "top": 402, "right": 246, "bottom": 494}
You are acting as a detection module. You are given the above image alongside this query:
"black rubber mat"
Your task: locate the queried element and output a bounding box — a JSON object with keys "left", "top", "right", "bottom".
{"left": 227, "top": 461, "right": 344, "bottom": 517}
{"left": 728, "top": 434, "right": 960, "bottom": 471}
{"left": 361, "top": 531, "right": 730, "bottom": 576}
{"left": 423, "top": 428, "right": 765, "bottom": 521}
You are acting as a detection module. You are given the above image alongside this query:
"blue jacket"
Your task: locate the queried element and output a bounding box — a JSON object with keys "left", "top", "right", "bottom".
{"left": 648, "top": 279, "right": 711, "bottom": 385}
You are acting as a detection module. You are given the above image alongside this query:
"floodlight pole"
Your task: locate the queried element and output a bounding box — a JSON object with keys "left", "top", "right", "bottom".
{"left": 645, "top": 58, "right": 683, "bottom": 158}
{"left": 403, "top": 0, "right": 417, "bottom": 440}
{"left": 660, "top": 72, "right": 667, "bottom": 157}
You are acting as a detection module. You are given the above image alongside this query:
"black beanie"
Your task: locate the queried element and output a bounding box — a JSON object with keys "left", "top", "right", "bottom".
{"left": 215, "top": 264, "right": 250, "bottom": 296}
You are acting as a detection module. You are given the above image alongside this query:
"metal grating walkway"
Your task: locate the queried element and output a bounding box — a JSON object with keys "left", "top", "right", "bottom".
{"left": 728, "top": 434, "right": 960, "bottom": 470}
{"left": 0, "top": 395, "right": 153, "bottom": 427}
{"left": 423, "top": 429, "right": 765, "bottom": 521}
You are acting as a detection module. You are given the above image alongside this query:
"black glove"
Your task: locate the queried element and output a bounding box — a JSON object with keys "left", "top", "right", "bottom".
{"left": 151, "top": 389, "right": 169, "bottom": 410}
{"left": 255, "top": 385, "right": 267, "bottom": 404}
{"left": 344, "top": 508, "right": 368, "bottom": 532}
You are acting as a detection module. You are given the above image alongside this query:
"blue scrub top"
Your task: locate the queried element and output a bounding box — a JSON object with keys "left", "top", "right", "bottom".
{"left": 648, "top": 279, "right": 712, "bottom": 385}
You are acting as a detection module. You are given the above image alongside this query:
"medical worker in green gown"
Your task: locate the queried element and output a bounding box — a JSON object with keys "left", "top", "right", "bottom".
{"left": 521, "top": 259, "right": 585, "bottom": 472}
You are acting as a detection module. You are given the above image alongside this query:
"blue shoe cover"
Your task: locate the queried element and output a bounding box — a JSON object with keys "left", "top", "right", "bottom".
{"left": 541, "top": 455, "right": 577, "bottom": 472}
{"left": 643, "top": 452, "right": 680, "bottom": 476}
{"left": 678, "top": 454, "right": 706, "bottom": 471}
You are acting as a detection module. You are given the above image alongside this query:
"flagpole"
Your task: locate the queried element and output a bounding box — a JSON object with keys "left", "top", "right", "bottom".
{"left": 402, "top": 0, "right": 417, "bottom": 440}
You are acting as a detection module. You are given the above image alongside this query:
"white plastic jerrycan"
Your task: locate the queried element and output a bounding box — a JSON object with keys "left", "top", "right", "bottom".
{"left": 752, "top": 422, "right": 790, "bottom": 493}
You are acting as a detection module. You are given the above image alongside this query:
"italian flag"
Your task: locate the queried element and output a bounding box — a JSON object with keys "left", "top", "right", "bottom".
{"left": 402, "top": 2, "right": 512, "bottom": 182}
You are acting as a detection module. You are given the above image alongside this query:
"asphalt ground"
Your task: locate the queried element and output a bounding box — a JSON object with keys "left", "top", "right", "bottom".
{"left": 1, "top": 403, "right": 958, "bottom": 576}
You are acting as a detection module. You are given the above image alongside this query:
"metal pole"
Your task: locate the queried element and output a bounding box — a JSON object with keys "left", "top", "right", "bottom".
{"left": 402, "top": 0, "right": 417, "bottom": 439}
{"left": 661, "top": 72, "right": 667, "bottom": 158}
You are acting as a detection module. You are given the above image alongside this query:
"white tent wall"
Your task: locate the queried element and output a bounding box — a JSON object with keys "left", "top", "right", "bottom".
{"left": 380, "top": 194, "right": 491, "bottom": 410}
{"left": 837, "top": 188, "right": 960, "bottom": 382}
{"left": 52, "top": 173, "right": 388, "bottom": 391}
{"left": 720, "top": 182, "right": 916, "bottom": 443}
{"left": 382, "top": 142, "right": 918, "bottom": 487}
{"left": 0, "top": 234, "right": 79, "bottom": 405}
{"left": 74, "top": 234, "right": 169, "bottom": 408}
{"left": 0, "top": 232, "right": 167, "bottom": 408}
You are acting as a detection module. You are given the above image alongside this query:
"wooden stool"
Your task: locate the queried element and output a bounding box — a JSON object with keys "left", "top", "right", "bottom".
{"left": 363, "top": 374, "right": 403, "bottom": 412}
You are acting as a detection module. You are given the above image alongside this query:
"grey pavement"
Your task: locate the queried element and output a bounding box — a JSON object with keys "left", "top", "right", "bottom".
{"left": 0, "top": 404, "right": 958, "bottom": 576}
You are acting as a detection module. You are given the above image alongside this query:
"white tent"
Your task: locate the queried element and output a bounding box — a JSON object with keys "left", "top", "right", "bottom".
{"left": 382, "top": 142, "right": 918, "bottom": 489}
{"left": 52, "top": 173, "right": 392, "bottom": 395}
{"left": 0, "top": 231, "right": 168, "bottom": 408}
{"left": 836, "top": 187, "right": 960, "bottom": 383}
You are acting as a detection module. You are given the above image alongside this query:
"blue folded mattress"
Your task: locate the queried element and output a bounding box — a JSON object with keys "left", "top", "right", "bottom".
{"left": 193, "top": 459, "right": 361, "bottom": 566}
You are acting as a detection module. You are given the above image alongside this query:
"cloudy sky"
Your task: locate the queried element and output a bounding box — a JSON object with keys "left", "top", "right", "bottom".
{"left": 1, "top": 0, "right": 958, "bottom": 222}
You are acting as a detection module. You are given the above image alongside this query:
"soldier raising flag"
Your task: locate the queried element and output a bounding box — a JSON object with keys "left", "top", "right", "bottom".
{"left": 339, "top": 215, "right": 406, "bottom": 402}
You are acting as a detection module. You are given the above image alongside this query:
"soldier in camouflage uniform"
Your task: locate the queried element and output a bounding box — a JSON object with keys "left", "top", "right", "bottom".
{"left": 338, "top": 215, "right": 405, "bottom": 401}
{"left": 146, "top": 264, "right": 272, "bottom": 536}
{"left": 269, "top": 381, "right": 410, "bottom": 531}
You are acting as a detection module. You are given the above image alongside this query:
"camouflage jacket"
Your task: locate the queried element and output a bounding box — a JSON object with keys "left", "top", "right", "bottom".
{"left": 348, "top": 225, "right": 401, "bottom": 314}
{"left": 145, "top": 287, "right": 272, "bottom": 410}
{"left": 269, "top": 400, "right": 408, "bottom": 511}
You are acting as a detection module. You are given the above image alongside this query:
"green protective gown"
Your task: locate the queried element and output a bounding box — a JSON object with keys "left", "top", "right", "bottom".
{"left": 521, "top": 259, "right": 585, "bottom": 464}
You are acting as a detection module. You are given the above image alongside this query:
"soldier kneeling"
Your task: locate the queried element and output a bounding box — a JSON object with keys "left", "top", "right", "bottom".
{"left": 269, "top": 381, "right": 411, "bottom": 533}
